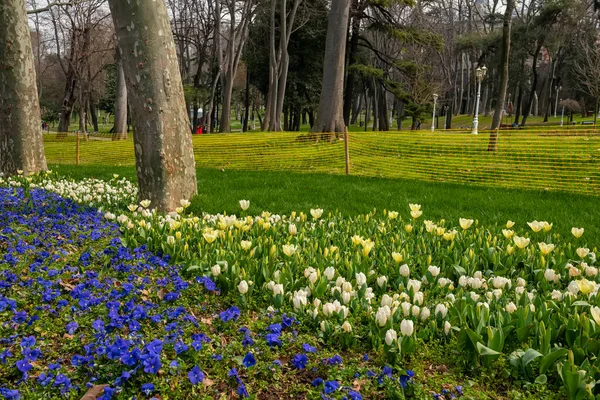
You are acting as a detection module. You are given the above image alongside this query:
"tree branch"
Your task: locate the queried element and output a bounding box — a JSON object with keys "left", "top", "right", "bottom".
{"left": 27, "top": 1, "right": 81, "bottom": 14}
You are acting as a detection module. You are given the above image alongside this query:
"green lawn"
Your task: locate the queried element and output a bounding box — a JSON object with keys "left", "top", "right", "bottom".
{"left": 50, "top": 165, "right": 600, "bottom": 245}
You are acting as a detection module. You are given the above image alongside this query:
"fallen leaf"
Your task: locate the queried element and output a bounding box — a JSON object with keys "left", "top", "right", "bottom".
{"left": 80, "top": 385, "right": 107, "bottom": 400}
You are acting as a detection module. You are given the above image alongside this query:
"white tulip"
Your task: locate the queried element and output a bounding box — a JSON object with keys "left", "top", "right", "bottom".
{"left": 376, "top": 276, "right": 388, "bottom": 288}
{"left": 407, "top": 279, "right": 421, "bottom": 293}
{"left": 324, "top": 267, "right": 336, "bottom": 281}
{"left": 413, "top": 291, "right": 424, "bottom": 305}
{"left": 435, "top": 303, "right": 448, "bottom": 318}
{"left": 568, "top": 280, "right": 580, "bottom": 295}
{"left": 385, "top": 329, "right": 397, "bottom": 346}
{"left": 459, "top": 218, "right": 474, "bottom": 230}
{"left": 238, "top": 280, "right": 249, "bottom": 294}
{"left": 444, "top": 321, "right": 452, "bottom": 335}
{"left": 411, "top": 305, "right": 421, "bottom": 317}
{"left": 239, "top": 200, "right": 250, "bottom": 210}
{"left": 401, "top": 301, "right": 412, "bottom": 316}
{"left": 399, "top": 264, "right": 410, "bottom": 277}
{"left": 355, "top": 272, "right": 367, "bottom": 287}
{"left": 420, "top": 307, "right": 431, "bottom": 321}
{"left": 544, "top": 269, "right": 556, "bottom": 282}
{"left": 211, "top": 264, "right": 221, "bottom": 277}
{"left": 551, "top": 290, "right": 563, "bottom": 301}
{"left": 375, "top": 306, "right": 391, "bottom": 327}
{"left": 400, "top": 319, "right": 414, "bottom": 336}
{"left": 310, "top": 208, "right": 323, "bottom": 219}
{"left": 308, "top": 272, "right": 319, "bottom": 286}
{"left": 505, "top": 302, "right": 517, "bottom": 313}
{"left": 458, "top": 276, "right": 468, "bottom": 287}
{"left": 381, "top": 294, "right": 393, "bottom": 307}
{"left": 428, "top": 265, "right": 441, "bottom": 277}
{"left": 341, "top": 321, "right": 352, "bottom": 333}
{"left": 288, "top": 223, "right": 297, "bottom": 236}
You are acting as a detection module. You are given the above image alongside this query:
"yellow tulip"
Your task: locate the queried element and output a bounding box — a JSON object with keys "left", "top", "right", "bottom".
{"left": 392, "top": 252, "right": 403, "bottom": 263}
{"left": 361, "top": 239, "right": 375, "bottom": 256}
{"left": 411, "top": 210, "right": 423, "bottom": 219}
{"left": 576, "top": 248, "right": 590, "bottom": 259}
{"left": 282, "top": 244, "right": 298, "bottom": 257}
{"left": 571, "top": 227, "right": 584, "bottom": 238}
{"left": 502, "top": 229, "right": 514, "bottom": 239}
{"left": 203, "top": 232, "right": 218, "bottom": 243}
{"left": 576, "top": 279, "right": 595, "bottom": 295}
{"left": 538, "top": 242, "right": 555, "bottom": 255}
{"left": 527, "top": 221, "right": 544, "bottom": 233}
{"left": 459, "top": 218, "right": 474, "bottom": 230}
{"left": 513, "top": 236, "right": 530, "bottom": 249}
{"left": 506, "top": 220, "right": 515, "bottom": 228}
{"left": 591, "top": 307, "right": 600, "bottom": 326}
{"left": 404, "top": 224, "right": 413, "bottom": 233}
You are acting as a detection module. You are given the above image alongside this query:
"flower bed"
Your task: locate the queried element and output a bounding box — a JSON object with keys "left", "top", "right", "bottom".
{"left": 1, "top": 173, "right": 600, "bottom": 399}
{"left": 0, "top": 185, "right": 427, "bottom": 399}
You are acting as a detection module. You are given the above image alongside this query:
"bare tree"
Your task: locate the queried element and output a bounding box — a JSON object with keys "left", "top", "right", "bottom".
{"left": 107, "top": 0, "right": 197, "bottom": 211}
{"left": 489, "top": 0, "right": 515, "bottom": 150}
{"left": 574, "top": 38, "right": 600, "bottom": 124}
{"left": 0, "top": 0, "right": 48, "bottom": 176}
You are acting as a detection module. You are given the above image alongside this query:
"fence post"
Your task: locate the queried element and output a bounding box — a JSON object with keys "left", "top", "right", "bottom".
{"left": 344, "top": 128, "right": 350, "bottom": 175}
{"left": 76, "top": 131, "right": 80, "bottom": 166}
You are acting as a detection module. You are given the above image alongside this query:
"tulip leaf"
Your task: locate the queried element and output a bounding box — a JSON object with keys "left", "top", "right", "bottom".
{"left": 476, "top": 342, "right": 501, "bottom": 356}
{"left": 540, "top": 348, "right": 568, "bottom": 374}
{"left": 571, "top": 301, "right": 590, "bottom": 307}
{"left": 522, "top": 348, "right": 542, "bottom": 367}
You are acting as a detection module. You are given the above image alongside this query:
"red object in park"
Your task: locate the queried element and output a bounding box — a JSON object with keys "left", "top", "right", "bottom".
{"left": 196, "top": 126, "right": 203, "bottom": 135}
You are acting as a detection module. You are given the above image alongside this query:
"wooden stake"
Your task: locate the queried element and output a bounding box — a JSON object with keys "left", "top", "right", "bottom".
{"left": 344, "top": 128, "right": 350, "bottom": 175}
{"left": 76, "top": 131, "right": 80, "bottom": 165}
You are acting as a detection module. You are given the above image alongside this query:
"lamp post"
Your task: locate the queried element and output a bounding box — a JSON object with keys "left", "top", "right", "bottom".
{"left": 554, "top": 86, "right": 562, "bottom": 118}
{"left": 560, "top": 99, "right": 565, "bottom": 127}
{"left": 472, "top": 66, "right": 487, "bottom": 135}
{"left": 431, "top": 94, "right": 438, "bottom": 132}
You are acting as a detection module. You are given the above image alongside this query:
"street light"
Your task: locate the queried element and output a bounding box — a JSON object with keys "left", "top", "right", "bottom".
{"left": 472, "top": 66, "right": 487, "bottom": 135}
{"left": 554, "top": 85, "right": 562, "bottom": 118}
{"left": 431, "top": 93, "right": 438, "bottom": 132}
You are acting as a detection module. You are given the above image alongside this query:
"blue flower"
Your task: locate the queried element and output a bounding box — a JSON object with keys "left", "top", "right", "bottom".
{"left": 363, "top": 354, "right": 369, "bottom": 361}
{"left": 302, "top": 343, "right": 316, "bottom": 353}
{"left": 0, "top": 388, "right": 20, "bottom": 400}
{"left": 53, "top": 374, "right": 71, "bottom": 387}
{"left": 292, "top": 354, "right": 308, "bottom": 369}
{"left": 455, "top": 386, "right": 463, "bottom": 396}
{"left": 238, "top": 383, "right": 249, "bottom": 398}
{"left": 141, "top": 383, "right": 155, "bottom": 395}
{"left": 174, "top": 341, "right": 188, "bottom": 354}
{"left": 65, "top": 321, "right": 79, "bottom": 335}
{"left": 188, "top": 366, "right": 204, "bottom": 385}
{"left": 243, "top": 352, "right": 256, "bottom": 368}
{"left": 265, "top": 333, "right": 282, "bottom": 347}
{"left": 142, "top": 355, "right": 161, "bottom": 374}
{"left": 311, "top": 378, "right": 323, "bottom": 387}
{"left": 399, "top": 370, "right": 415, "bottom": 388}
{"left": 347, "top": 390, "right": 362, "bottom": 400}
{"left": 20, "top": 336, "right": 36, "bottom": 348}
{"left": 15, "top": 360, "right": 32, "bottom": 374}
{"left": 219, "top": 306, "right": 240, "bottom": 322}
{"left": 323, "top": 380, "right": 340, "bottom": 394}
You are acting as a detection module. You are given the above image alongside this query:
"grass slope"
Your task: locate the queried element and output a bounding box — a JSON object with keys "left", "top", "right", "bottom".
{"left": 50, "top": 165, "right": 600, "bottom": 244}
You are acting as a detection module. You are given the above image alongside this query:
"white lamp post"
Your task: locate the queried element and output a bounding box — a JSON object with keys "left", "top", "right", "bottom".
{"left": 431, "top": 93, "right": 438, "bottom": 132}
{"left": 472, "top": 66, "right": 487, "bottom": 135}
{"left": 554, "top": 86, "right": 562, "bottom": 118}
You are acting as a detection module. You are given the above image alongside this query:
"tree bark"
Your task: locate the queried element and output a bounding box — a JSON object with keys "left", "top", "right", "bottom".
{"left": 107, "top": 0, "right": 197, "bottom": 211}
{"left": 489, "top": 0, "right": 515, "bottom": 150}
{"left": 0, "top": 0, "right": 47, "bottom": 176}
{"left": 521, "top": 45, "right": 542, "bottom": 127}
{"left": 113, "top": 48, "right": 128, "bottom": 140}
{"left": 311, "top": 0, "right": 351, "bottom": 136}
{"left": 343, "top": 8, "right": 360, "bottom": 125}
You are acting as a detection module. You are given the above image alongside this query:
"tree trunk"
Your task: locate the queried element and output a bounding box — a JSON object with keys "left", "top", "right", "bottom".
{"left": 107, "top": 0, "right": 197, "bottom": 211}
{"left": 0, "top": 0, "right": 47, "bottom": 176}
{"left": 90, "top": 101, "right": 99, "bottom": 133}
{"left": 521, "top": 45, "right": 542, "bottom": 127}
{"left": 243, "top": 71, "right": 250, "bottom": 132}
{"left": 310, "top": 0, "right": 351, "bottom": 137}
{"left": 489, "top": 0, "right": 515, "bottom": 150}
{"left": 343, "top": 10, "right": 360, "bottom": 125}
{"left": 58, "top": 67, "right": 77, "bottom": 134}
{"left": 113, "top": 48, "right": 128, "bottom": 140}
